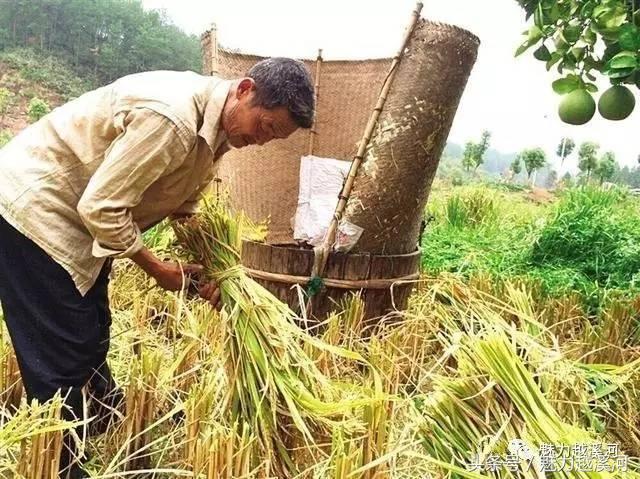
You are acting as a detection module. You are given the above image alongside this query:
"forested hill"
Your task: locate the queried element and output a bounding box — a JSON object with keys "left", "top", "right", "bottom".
{"left": 0, "top": 0, "right": 202, "bottom": 86}
{"left": 0, "top": 1, "right": 205, "bottom": 146}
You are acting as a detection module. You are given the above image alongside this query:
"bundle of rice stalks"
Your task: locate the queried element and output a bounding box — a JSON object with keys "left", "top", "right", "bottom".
{"left": 173, "top": 196, "right": 382, "bottom": 476}
{"left": 416, "top": 327, "right": 639, "bottom": 478}
{"left": 330, "top": 427, "right": 364, "bottom": 479}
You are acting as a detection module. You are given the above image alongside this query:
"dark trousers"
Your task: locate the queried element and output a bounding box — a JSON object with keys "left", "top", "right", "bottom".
{"left": 0, "top": 215, "right": 123, "bottom": 475}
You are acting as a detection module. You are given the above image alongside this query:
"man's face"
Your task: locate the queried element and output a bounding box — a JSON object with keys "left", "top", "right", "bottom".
{"left": 222, "top": 78, "right": 299, "bottom": 149}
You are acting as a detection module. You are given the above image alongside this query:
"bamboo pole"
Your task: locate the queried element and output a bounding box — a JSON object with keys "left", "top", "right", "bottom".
{"left": 307, "top": 48, "right": 323, "bottom": 155}
{"left": 310, "top": 2, "right": 424, "bottom": 280}
{"left": 211, "top": 23, "right": 219, "bottom": 74}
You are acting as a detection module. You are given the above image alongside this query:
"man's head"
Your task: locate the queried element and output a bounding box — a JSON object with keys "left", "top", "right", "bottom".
{"left": 221, "top": 57, "right": 315, "bottom": 148}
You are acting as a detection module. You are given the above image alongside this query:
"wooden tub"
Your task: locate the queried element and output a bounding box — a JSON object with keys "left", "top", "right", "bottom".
{"left": 241, "top": 240, "right": 421, "bottom": 324}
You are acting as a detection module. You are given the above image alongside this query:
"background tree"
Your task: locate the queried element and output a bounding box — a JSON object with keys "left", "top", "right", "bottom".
{"left": 461, "top": 130, "right": 492, "bottom": 172}
{"left": 462, "top": 141, "right": 476, "bottom": 172}
{"left": 556, "top": 137, "right": 575, "bottom": 166}
{"left": 520, "top": 147, "right": 547, "bottom": 186}
{"left": 511, "top": 156, "right": 523, "bottom": 177}
{"left": 475, "top": 130, "right": 492, "bottom": 171}
{"left": 561, "top": 171, "right": 574, "bottom": 187}
{"left": 595, "top": 151, "right": 618, "bottom": 184}
{"left": 614, "top": 164, "right": 640, "bottom": 187}
{"left": 0, "top": 0, "right": 202, "bottom": 85}
{"left": 577, "top": 141, "right": 600, "bottom": 181}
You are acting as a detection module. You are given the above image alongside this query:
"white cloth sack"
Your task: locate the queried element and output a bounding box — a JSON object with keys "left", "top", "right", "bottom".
{"left": 293, "top": 155, "right": 363, "bottom": 250}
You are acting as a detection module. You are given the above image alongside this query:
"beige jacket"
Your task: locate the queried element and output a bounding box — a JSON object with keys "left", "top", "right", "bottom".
{"left": 0, "top": 71, "right": 232, "bottom": 295}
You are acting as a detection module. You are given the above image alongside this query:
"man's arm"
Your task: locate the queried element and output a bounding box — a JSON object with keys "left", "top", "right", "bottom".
{"left": 77, "top": 108, "right": 202, "bottom": 291}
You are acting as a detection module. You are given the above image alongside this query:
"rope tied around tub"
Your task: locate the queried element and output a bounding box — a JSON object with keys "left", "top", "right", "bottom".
{"left": 243, "top": 266, "right": 420, "bottom": 290}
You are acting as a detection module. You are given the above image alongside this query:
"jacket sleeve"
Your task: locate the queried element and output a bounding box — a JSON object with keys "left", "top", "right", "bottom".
{"left": 77, "top": 108, "right": 190, "bottom": 258}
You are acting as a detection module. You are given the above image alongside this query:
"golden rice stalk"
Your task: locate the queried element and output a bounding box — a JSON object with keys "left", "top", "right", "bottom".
{"left": 330, "top": 427, "right": 364, "bottom": 479}
{"left": 2, "top": 396, "right": 79, "bottom": 479}
{"left": 122, "top": 348, "right": 163, "bottom": 472}
{"left": 418, "top": 326, "right": 629, "bottom": 479}
{"left": 188, "top": 421, "right": 257, "bottom": 479}
{"left": 0, "top": 325, "right": 23, "bottom": 410}
{"left": 173, "top": 196, "right": 382, "bottom": 476}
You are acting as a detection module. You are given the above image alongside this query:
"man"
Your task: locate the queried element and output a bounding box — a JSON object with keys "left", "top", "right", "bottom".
{"left": 0, "top": 57, "right": 315, "bottom": 478}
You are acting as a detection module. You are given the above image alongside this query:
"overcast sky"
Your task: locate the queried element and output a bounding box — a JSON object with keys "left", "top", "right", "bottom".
{"left": 142, "top": 0, "right": 638, "bottom": 171}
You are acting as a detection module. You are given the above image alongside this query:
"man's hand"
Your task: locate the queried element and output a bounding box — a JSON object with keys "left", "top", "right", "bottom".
{"left": 132, "top": 247, "right": 202, "bottom": 291}
{"left": 198, "top": 280, "right": 222, "bottom": 310}
{"left": 151, "top": 261, "right": 203, "bottom": 291}
{"left": 131, "top": 247, "right": 222, "bottom": 308}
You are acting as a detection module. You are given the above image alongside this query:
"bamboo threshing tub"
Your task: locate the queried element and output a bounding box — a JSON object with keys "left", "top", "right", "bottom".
{"left": 201, "top": 17, "right": 480, "bottom": 321}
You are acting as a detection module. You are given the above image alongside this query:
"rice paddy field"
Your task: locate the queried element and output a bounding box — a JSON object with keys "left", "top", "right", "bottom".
{"left": 2, "top": 183, "right": 640, "bottom": 478}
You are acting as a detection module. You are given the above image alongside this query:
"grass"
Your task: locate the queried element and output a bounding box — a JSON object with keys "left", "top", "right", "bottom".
{"left": 531, "top": 187, "right": 640, "bottom": 289}
{"left": 422, "top": 184, "right": 640, "bottom": 305}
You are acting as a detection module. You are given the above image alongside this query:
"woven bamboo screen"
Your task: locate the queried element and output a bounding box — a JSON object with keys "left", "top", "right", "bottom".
{"left": 202, "top": 30, "right": 389, "bottom": 244}
{"left": 344, "top": 19, "right": 480, "bottom": 254}
{"left": 201, "top": 22, "right": 479, "bottom": 248}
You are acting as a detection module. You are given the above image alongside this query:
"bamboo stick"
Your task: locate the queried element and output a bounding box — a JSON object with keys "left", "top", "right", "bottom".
{"left": 211, "top": 23, "right": 219, "bottom": 75}
{"left": 310, "top": 2, "right": 424, "bottom": 279}
{"left": 307, "top": 48, "right": 323, "bottom": 156}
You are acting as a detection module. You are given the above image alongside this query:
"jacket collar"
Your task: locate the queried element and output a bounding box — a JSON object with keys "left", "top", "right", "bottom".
{"left": 198, "top": 77, "right": 233, "bottom": 154}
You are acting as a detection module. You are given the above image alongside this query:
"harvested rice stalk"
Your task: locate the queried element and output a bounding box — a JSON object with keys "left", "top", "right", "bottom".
{"left": 190, "top": 421, "right": 257, "bottom": 479}
{"left": 0, "top": 322, "right": 22, "bottom": 410}
{"left": 174, "top": 196, "right": 382, "bottom": 475}
{"left": 418, "top": 328, "right": 631, "bottom": 479}
{"left": 122, "top": 349, "right": 162, "bottom": 472}
{"left": 183, "top": 371, "right": 227, "bottom": 468}
{"left": 330, "top": 427, "right": 364, "bottom": 479}
{"left": 3, "top": 396, "right": 79, "bottom": 479}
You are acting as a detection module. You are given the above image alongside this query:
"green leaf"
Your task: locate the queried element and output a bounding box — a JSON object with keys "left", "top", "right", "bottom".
{"left": 609, "top": 51, "right": 638, "bottom": 69}
{"left": 515, "top": 44, "right": 528, "bottom": 57}
{"left": 594, "top": 4, "right": 628, "bottom": 30}
{"left": 534, "top": 3, "right": 545, "bottom": 28}
{"left": 619, "top": 24, "right": 640, "bottom": 51}
{"left": 607, "top": 67, "right": 636, "bottom": 79}
{"left": 563, "top": 24, "right": 583, "bottom": 43}
{"left": 603, "top": 43, "right": 623, "bottom": 63}
{"left": 546, "top": 52, "right": 563, "bottom": 71}
{"left": 580, "top": 0, "right": 595, "bottom": 19}
{"left": 585, "top": 82, "right": 598, "bottom": 93}
{"left": 583, "top": 26, "right": 597, "bottom": 46}
{"left": 552, "top": 75, "right": 582, "bottom": 94}
{"left": 534, "top": 44, "right": 552, "bottom": 61}
{"left": 554, "top": 32, "right": 570, "bottom": 53}
{"left": 549, "top": 3, "right": 561, "bottom": 23}
{"left": 515, "top": 25, "right": 544, "bottom": 57}
{"left": 571, "top": 47, "right": 586, "bottom": 62}
{"left": 562, "top": 54, "right": 577, "bottom": 70}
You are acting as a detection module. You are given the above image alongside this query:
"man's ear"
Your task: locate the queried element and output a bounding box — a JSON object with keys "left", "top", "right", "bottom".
{"left": 236, "top": 78, "right": 255, "bottom": 99}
